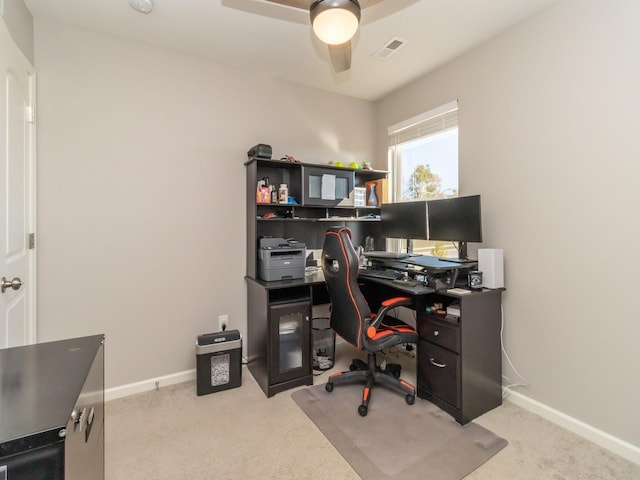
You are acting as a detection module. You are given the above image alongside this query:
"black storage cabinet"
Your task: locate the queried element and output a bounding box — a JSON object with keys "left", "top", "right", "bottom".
{"left": 0, "top": 335, "right": 105, "bottom": 480}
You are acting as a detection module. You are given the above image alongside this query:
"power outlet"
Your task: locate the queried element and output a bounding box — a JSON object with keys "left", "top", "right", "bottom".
{"left": 218, "top": 314, "right": 229, "bottom": 332}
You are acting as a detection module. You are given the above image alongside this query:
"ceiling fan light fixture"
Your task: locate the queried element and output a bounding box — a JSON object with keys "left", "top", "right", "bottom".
{"left": 310, "top": 0, "right": 361, "bottom": 45}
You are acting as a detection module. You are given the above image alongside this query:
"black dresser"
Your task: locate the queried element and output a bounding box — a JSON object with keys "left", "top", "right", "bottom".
{"left": 0, "top": 335, "right": 105, "bottom": 480}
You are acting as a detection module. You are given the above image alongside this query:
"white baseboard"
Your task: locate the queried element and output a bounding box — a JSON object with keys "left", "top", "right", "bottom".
{"left": 506, "top": 390, "right": 640, "bottom": 465}
{"left": 104, "top": 369, "right": 196, "bottom": 402}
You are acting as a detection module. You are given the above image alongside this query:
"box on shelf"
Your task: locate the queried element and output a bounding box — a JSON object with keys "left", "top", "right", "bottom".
{"left": 256, "top": 186, "right": 270, "bottom": 204}
{"left": 353, "top": 187, "right": 366, "bottom": 206}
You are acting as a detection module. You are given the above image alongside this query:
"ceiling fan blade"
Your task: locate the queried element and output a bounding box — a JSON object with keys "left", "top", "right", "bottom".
{"left": 360, "top": 0, "right": 418, "bottom": 25}
{"left": 264, "top": 0, "right": 312, "bottom": 10}
{"left": 359, "top": 0, "right": 384, "bottom": 8}
{"left": 328, "top": 41, "right": 352, "bottom": 72}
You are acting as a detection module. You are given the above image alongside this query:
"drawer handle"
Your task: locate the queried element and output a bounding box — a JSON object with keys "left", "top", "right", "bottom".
{"left": 429, "top": 357, "right": 446, "bottom": 368}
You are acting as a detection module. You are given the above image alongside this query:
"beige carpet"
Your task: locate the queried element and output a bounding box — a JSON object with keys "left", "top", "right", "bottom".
{"left": 292, "top": 383, "right": 507, "bottom": 480}
{"left": 105, "top": 341, "right": 640, "bottom": 479}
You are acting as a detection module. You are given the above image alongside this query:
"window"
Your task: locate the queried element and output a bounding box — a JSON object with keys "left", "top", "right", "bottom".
{"left": 387, "top": 101, "right": 459, "bottom": 256}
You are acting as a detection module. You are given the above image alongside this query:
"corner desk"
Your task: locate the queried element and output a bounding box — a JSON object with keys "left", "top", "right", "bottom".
{"left": 246, "top": 256, "right": 504, "bottom": 425}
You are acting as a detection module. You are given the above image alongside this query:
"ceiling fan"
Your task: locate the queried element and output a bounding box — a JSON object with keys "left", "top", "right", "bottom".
{"left": 264, "top": 0, "right": 385, "bottom": 72}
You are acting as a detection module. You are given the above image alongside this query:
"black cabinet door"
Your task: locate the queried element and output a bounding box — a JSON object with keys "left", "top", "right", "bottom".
{"left": 269, "top": 300, "right": 311, "bottom": 384}
{"left": 301, "top": 165, "right": 355, "bottom": 206}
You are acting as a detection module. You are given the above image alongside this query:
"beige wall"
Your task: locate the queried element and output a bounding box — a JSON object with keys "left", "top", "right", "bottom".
{"left": 33, "top": 18, "right": 375, "bottom": 390}
{"left": 1, "top": 0, "right": 34, "bottom": 63}
{"left": 28, "top": 0, "right": 640, "bottom": 455}
{"left": 376, "top": 0, "right": 640, "bottom": 447}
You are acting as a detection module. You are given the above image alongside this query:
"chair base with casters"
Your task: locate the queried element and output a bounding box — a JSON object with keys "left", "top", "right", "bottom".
{"left": 349, "top": 357, "right": 401, "bottom": 379}
{"left": 326, "top": 350, "right": 415, "bottom": 417}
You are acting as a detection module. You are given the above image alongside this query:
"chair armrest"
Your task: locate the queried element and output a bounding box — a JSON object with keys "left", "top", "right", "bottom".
{"left": 370, "top": 296, "right": 412, "bottom": 329}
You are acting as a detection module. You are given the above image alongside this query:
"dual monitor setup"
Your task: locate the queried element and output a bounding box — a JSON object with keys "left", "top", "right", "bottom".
{"left": 379, "top": 194, "right": 482, "bottom": 260}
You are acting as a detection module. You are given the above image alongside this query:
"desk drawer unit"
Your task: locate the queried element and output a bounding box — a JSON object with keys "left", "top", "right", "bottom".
{"left": 419, "top": 316, "right": 460, "bottom": 352}
{"left": 417, "top": 290, "right": 503, "bottom": 425}
{"left": 418, "top": 340, "right": 461, "bottom": 408}
{"left": 418, "top": 315, "right": 461, "bottom": 409}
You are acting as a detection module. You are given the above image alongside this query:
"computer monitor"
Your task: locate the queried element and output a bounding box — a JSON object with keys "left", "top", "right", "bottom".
{"left": 380, "top": 200, "right": 429, "bottom": 254}
{"left": 426, "top": 194, "right": 482, "bottom": 258}
{"left": 380, "top": 196, "right": 482, "bottom": 257}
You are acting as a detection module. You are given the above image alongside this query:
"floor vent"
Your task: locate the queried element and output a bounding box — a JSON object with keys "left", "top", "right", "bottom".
{"left": 372, "top": 37, "right": 407, "bottom": 60}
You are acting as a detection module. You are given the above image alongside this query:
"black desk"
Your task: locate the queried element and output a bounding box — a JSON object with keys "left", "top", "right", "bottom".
{"left": 0, "top": 336, "right": 105, "bottom": 479}
{"left": 364, "top": 253, "right": 474, "bottom": 269}
{"left": 356, "top": 273, "right": 503, "bottom": 424}
{"left": 363, "top": 254, "right": 478, "bottom": 291}
{"left": 246, "top": 266, "right": 503, "bottom": 424}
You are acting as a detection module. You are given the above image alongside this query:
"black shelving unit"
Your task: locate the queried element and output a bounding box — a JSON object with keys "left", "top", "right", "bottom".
{"left": 245, "top": 157, "right": 388, "bottom": 397}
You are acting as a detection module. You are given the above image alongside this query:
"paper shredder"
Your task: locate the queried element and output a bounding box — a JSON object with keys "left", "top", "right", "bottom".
{"left": 196, "top": 330, "right": 242, "bottom": 396}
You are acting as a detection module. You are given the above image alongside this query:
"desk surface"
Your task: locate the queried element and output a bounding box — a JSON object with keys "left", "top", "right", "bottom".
{"left": 246, "top": 269, "right": 431, "bottom": 294}
{"left": 399, "top": 255, "right": 474, "bottom": 270}
{"left": 0, "top": 335, "right": 103, "bottom": 444}
{"left": 245, "top": 269, "right": 498, "bottom": 298}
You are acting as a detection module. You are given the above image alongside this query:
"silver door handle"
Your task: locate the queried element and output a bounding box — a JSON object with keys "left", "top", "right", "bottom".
{"left": 1, "top": 277, "right": 23, "bottom": 293}
{"left": 429, "top": 357, "right": 447, "bottom": 368}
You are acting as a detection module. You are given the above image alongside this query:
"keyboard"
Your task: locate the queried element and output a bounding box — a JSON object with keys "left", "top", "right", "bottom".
{"left": 359, "top": 268, "right": 403, "bottom": 280}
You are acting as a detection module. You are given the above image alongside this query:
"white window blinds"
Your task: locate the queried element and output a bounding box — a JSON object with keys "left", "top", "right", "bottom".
{"left": 388, "top": 100, "right": 458, "bottom": 146}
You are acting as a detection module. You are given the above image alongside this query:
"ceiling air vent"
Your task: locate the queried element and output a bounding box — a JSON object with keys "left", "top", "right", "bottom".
{"left": 372, "top": 37, "right": 407, "bottom": 60}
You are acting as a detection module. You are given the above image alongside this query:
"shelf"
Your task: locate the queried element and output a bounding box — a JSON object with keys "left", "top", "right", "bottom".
{"left": 245, "top": 157, "right": 387, "bottom": 176}
{"left": 256, "top": 202, "right": 380, "bottom": 208}
{"left": 247, "top": 157, "right": 388, "bottom": 278}
{"left": 257, "top": 217, "right": 380, "bottom": 222}
{"left": 319, "top": 217, "right": 378, "bottom": 221}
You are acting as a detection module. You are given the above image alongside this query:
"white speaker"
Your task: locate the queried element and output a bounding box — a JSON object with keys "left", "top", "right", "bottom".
{"left": 478, "top": 248, "right": 504, "bottom": 289}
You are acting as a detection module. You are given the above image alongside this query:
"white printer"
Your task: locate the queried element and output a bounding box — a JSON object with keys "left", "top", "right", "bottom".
{"left": 258, "top": 237, "right": 306, "bottom": 281}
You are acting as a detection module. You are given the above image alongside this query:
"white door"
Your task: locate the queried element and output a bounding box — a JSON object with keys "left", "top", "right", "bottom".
{"left": 0, "top": 19, "right": 36, "bottom": 348}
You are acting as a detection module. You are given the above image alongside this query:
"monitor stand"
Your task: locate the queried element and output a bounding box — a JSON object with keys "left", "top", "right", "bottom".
{"left": 458, "top": 241, "right": 468, "bottom": 260}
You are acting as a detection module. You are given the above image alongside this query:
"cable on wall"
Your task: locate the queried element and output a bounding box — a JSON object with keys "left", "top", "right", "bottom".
{"left": 500, "top": 303, "right": 529, "bottom": 398}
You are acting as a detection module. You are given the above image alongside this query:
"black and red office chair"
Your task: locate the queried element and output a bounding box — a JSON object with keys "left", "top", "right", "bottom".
{"left": 322, "top": 226, "right": 418, "bottom": 416}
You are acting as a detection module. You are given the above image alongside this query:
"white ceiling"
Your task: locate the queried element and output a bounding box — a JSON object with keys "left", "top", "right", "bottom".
{"left": 23, "top": 0, "right": 559, "bottom": 101}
